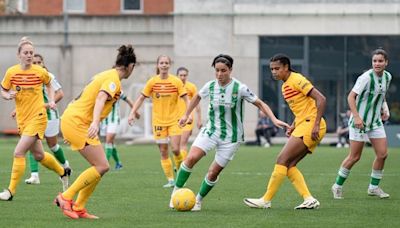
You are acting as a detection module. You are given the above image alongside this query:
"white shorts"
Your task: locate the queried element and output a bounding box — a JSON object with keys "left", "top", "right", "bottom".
{"left": 100, "top": 122, "right": 119, "bottom": 136}
{"left": 192, "top": 132, "right": 241, "bottom": 167}
{"left": 45, "top": 119, "right": 60, "bottom": 137}
{"left": 349, "top": 125, "right": 386, "bottom": 142}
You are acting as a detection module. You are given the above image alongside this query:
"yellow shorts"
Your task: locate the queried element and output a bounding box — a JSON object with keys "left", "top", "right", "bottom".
{"left": 182, "top": 121, "right": 194, "bottom": 132}
{"left": 153, "top": 123, "right": 182, "bottom": 140}
{"left": 18, "top": 116, "right": 47, "bottom": 140}
{"left": 61, "top": 117, "right": 101, "bottom": 151}
{"left": 292, "top": 118, "right": 326, "bottom": 153}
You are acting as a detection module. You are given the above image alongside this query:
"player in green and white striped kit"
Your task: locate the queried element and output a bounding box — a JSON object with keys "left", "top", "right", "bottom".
{"left": 25, "top": 54, "right": 71, "bottom": 188}
{"left": 332, "top": 48, "right": 392, "bottom": 199}
{"left": 169, "top": 54, "right": 289, "bottom": 211}
{"left": 100, "top": 92, "right": 133, "bottom": 170}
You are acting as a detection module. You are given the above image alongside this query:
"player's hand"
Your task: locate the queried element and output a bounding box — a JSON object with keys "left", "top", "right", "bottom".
{"left": 381, "top": 111, "right": 390, "bottom": 121}
{"left": 179, "top": 115, "right": 189, "bottom": 127}
{"left": 353, "top": 115, "right": 364, "bottom": 130}
{"left": 286, "top": 126, "right": 294, "bottom": 137}
{"left": 48, "top": 101, "right": 57, "bottom": 110}
{"left": 10, "top": 110, "right": 16, "bottom": 119}
{"left": 88, "top": 122, "right": 99, "bottom": 139}
{"left": 128, "top": 111, "right": 140, "bottom": 126}
{"left": 311, "top": 123, "right": 320, "bottom": 141}
{"left": 272, "top": 119, "right": 290, "bottom": 130}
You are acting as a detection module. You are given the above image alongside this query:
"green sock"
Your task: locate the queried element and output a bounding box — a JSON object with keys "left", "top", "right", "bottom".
{"left": 105, "top": 144, "right": 113, "bottom": 161}
{"left": 28, "top": 152, "right": 39, "bottom": 173}
{"left": 199, "top": 176, "right": 217, "bottom": 198}
{"left": 370, "top": 169, "right": 383, "bottom": 186}
{"left": 51, "top": 144, "right": 66, "bottom": 164}
{"left": 176, "top": 163, "right": 192, "bottom": 188}
{"left": 112, "top": 147, "right": 121, "bottom": 163}
{"left": 335, "top": 167, "right": 350, "bottom": 186}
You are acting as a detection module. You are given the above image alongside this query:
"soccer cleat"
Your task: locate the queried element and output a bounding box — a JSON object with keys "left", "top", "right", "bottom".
{"left": 243, "top": 198, "right": 271, "bottom": 209}
{"left": 0, "top": 189, "right": 13, "bottom": 201}
{"left": 62, "top": 161, "right": 72, "bottom": 173}
{"left": 368, "top": 187, "right": 390, "bottom": 199}
{"left": 115, "top": 162, "right": 123, "bottom": 170}
{"left": 331, "top": 184, "right": 343, "bottom": 199}
{"left": 53, "top": 193, "right": 79, "bottom": 219}
{"left": 294, "top": 197, "right": 320, "bottom": 209}
{"left": 163, "top": 180, "right": 175, "bottom": 188}
{"left": 60, "top": 168, "right": 71, "bottom": 192}
{"left": 191, "top": 200, "right": 202, "bottom": 211}
{"left": 25, "top": 175, "right": 41, "bottom": 185}
{"left": 74, "top": 208, "right": 99, "bottom": 219}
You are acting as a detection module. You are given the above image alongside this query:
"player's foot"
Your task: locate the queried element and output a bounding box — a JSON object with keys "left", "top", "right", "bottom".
{"left": 62, "top": 160, "right": 72, "bottom": 173}
{"left": 191, "top": 200, "right": 202, "bottom": 211}
{"left": 74, "top": 208, "right": 99, "bottom": 219}
{"left": 163, "top": 180, "right": 175, "bottom": 188}
{"left": 368, "top": 187, "right": 390, "bottom": 199}
{"left": 0, "top": 189, "right": 13, "bottom": 201}
{"left": 53, "top": 193, "right": 79, "bottom": 219}
{"left": 115, "top": 162, "right": 123, "bottom": 170}
{"left": 331, "top": 184, "right": 343, "bottom": 199}
{"left": 25, "top": 175, "right": 40, "bottom": 185}
{"left": 243, "top": 197, "right": 271, "bottom": 209}
{"left": 294, "top": 197, "right": 320, "bottom": 209}
{"left": 60, "top": 168, "right": 71, "bottom": 192}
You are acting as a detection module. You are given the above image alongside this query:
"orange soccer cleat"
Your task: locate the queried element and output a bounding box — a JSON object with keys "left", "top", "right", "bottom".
{"left": 74, "top": 208, "right": 99, "bottom": 219}
{"left": 53, "top": 193, "right": 79, "bottom": 219}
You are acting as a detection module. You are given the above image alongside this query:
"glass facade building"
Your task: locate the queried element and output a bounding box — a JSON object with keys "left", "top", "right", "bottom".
{"left": 260, "top": 36, "right": 400, "bottom": 132}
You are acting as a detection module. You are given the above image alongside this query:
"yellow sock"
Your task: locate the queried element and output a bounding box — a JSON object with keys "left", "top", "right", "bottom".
{"left": 173, "top": 153, "right": 183, "bottom": 171}
{"left": 287, "top": 166, "right": 311, "bottom": 199}
{"left": 40, "top": 152, "right": 64, "bottom": 176}
{"left": 63, "top": 166, "right": 101, "bottom": 200}
{"left": 160, "top": 158, "right": 174, "bottom": 181}
{"left": 73, "top": 177, "right": 101, "bottom": 211}
{"left": 180, "top": 149, "right": 188, "bottom": 160}
{"left": 8, "top": 157, "right": 26, "bottom": 195}
{"left": 263, "top": 164, "right": 288, "bottom": 201}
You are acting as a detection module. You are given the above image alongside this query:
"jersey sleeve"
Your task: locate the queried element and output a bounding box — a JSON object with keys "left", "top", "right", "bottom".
{"left": 293, "top": 74, "right": 314, "bottom": 96}
{"left": 239, "top": 84, "right": 258, "bottom": 103}
{"left": 100, "top": 78, "right": 119, "bottom": 98}
{"left": 120, "top": 91, "right": 127, "bottom": 101}
{"left": 49, "top": 73, "right": 62, "bottom": 91}
{"left": 198, "top": 81, "right": 211, "bottom": 99}
{"left": 142, "top": 78, "right": 154, "bottom": 97}
{"left": 1, "top": 69, "right": 12, "bottom": 90}
{"left": 352, "top": 74, "right": 369, "bottom": 95}
{"left": 177, "top": 79, "right": 187, "bottom": 97}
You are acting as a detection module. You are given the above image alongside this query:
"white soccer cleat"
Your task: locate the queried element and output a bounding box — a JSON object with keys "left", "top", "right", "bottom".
{"left": 163, "top": 180, "right": 175, "bottom": 188}
{"left": 331, "top": 184, "right": 343, "bottom": 199}
{"left": 294, "top": 197, "right": 320, "bottom": 209}
{"left": 60, "top": 168, "right": 71, "bottom": 192}
{"left": 0, "top": 189, "right": 13, "bottom": 201}
{"left": 25, "top": 175, "right": 40, "bottom": 185}
{"left": 191, "top": 200, "right": 202, "bottom": 211}
{"left": 243, "top": 197, "right": 271, "bottom": 209}
{"left": 368, "top": 187, "right": 390, "bottom": 199}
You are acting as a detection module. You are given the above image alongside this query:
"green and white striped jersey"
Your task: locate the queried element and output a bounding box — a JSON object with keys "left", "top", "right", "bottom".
{"left": 102, "top": 92, "right": 128, "bottom": 125}
{"left": 349, "top": 69, "right": 392, "bottom": 132}
{"left": 199, "top": 78, "right": 258, "bottom": 143}
{"left": 42, "top": 73, "right": 62, "bottom": 120}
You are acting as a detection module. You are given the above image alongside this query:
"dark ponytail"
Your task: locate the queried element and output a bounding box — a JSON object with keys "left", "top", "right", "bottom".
{"left": 115, "top": 45, "right": 136, "bottom": 67}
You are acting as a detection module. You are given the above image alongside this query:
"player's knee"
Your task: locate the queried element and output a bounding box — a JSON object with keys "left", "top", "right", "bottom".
{"left": 376, "top": 152, "right": 388, "bottom": 161}
{"left": 97, "top": 163, "right": 110, "bottom": 175}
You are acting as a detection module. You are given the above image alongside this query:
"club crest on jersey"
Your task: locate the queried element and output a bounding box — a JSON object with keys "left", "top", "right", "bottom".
{"left": 109, "top": 82, "right": 116, "bottom": 92}
{"left": 232, "top": 92, "right": 238, "bottom": 98}
{"left": 16, "top": 86, "right": 21, "bottom": 91}
{"left": 156, "top": 93, "right": 160, "bottom": 98}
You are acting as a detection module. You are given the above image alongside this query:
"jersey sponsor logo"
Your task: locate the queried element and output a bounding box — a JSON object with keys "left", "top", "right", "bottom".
{"left": 109, "top": 82, "right": 116, "bottom": 92}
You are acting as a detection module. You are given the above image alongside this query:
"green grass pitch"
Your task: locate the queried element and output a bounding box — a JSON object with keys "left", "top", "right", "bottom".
{"left": 0, "top": 137, "right": 399, "bottom": 227}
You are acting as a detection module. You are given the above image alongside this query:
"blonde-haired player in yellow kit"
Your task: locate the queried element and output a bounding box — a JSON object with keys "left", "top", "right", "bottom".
{"left": 128, "top": 55, "right": 189, "bottom": 188}
{"left": 244, "top": 53, "right": 327, "bottom": 209}
{"left": 0, "top": 37, "right": 69, "bottom": 201}
{"left": 176, "top": 67, "right": 202, "bottom": 159}
{"left": 54, "top": 45, "right": 136, "bottom": 219}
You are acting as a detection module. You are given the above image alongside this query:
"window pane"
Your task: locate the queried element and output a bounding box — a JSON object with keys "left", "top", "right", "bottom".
{"left": 260, "top": 37, "right": 303, "bottom": 59}
{"left": 123, "top": 0, "right": 140, "bottom": 10}
{"left": 65, "top": 0, "right": 84, "bottom": 12}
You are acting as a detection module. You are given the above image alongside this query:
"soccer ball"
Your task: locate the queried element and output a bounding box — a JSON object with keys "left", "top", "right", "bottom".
{"left": 171, "top": 188, "right": 196, "bottom": 211}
